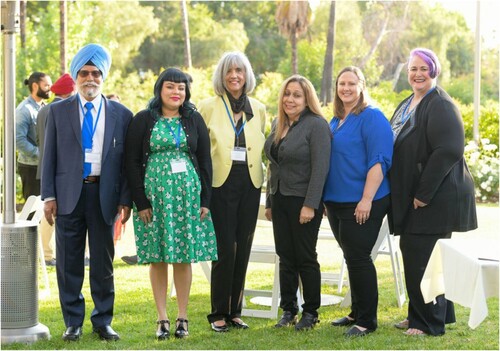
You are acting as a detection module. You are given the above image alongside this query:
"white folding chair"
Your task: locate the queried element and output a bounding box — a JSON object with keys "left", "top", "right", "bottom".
{"left": 18, "top": 195, "right": 51, "bottom": 298}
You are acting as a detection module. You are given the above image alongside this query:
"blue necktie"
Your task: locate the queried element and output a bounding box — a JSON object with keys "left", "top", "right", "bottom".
{"left": 82, "top": 102, "right": 94, "bottom": 178}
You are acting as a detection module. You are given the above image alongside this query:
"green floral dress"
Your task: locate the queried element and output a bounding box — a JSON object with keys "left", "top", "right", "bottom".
{"left": 133, "top": 117, "right": 218, "bottom": 264}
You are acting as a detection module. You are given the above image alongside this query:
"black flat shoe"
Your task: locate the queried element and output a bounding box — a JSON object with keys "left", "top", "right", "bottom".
{"left": 230, "top": 319, "right": 249, "bottom": 329}
{"left": 175, "top": 318, "right": 189, "bottom": 338}
{"left": 62, "top": 326, "right": 82, "bottom": 341}
{"left": 345, "top": 325, "right": 375, "bottom": 337}
{"left": 275, "top": 311, "right": 298, "bottom": 328}
{"left": 331, "top": 316, "right": 356, "bottom": 327}
{"left": 394, "top": 319, "right": 409, "bottom": 330}
{"left": 156, "top": 319, "right": 170, "bottom": 340}
{"left": 93, "top": 325, "right": 120, "bottom": 341}
{"left": 295, "top": 312, "right": 319, "bottom": 331}
{"left": 211, "top": 321, "right": 229, "bottom": 332}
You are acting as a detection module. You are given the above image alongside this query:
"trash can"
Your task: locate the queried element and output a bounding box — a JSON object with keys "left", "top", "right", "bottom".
{"left": 1, "top": 221, "right": 50, "bottom": 343}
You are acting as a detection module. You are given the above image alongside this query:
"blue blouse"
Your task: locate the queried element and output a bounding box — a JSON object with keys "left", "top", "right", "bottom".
{"left": 323, "top": 105, "right": 393, "bottom": 203}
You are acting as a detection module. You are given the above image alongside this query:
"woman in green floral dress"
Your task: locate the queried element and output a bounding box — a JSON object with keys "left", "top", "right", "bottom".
{"left": 125, "top": 68, "right": 217, "bottom": 340}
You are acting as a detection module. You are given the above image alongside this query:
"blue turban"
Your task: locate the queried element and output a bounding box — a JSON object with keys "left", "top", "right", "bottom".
{"left": 70, "top": 43, "right": 112, "bottom": 81}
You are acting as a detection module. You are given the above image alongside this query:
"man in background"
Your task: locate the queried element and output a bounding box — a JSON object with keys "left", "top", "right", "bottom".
{"left": 16, "top": 71, "right": 52, "bottom": 201}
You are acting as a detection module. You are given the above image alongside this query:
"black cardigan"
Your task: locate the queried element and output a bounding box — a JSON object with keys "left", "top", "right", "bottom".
{"left": 125, "top": 108, "right": 212, "bottom": 211}
{"left": 388, "top": 86, "right": 477, "bottom": 235}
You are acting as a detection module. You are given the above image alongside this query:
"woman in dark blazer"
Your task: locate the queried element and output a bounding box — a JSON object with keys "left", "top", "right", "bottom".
{"left": 264, "top": 75, "right": 331, "bottom": 331}
{"left": 389, "top": 48, "right": 477, "bottom": 336}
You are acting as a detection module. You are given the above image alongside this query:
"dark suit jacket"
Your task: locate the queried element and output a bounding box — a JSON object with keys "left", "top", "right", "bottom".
{"left": 388, "top": 86, "right": 477, "bottom": 235}
{"left": 41, "top": 94, "right": 133, "bottom": 225}
{"left": 36, "top": 97, "right": 63, "bottom": 180}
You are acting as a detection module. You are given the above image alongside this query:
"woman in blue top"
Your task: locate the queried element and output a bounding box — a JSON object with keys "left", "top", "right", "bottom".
{"left": 323, "top": 66, "right": 393, "bottom": 337}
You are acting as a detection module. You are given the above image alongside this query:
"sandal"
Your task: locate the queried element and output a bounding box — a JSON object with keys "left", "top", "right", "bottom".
{"left": 403, "top": 328, "right": 427, "bottom": 336}
{"left": 175, "top": 318, "right": 189, "bottom": 338}
{"left": 394, "top": 319, "right": 409, "bottom": 330}
{"left": 156, "top": 319, "right": 170, "bottom": 340}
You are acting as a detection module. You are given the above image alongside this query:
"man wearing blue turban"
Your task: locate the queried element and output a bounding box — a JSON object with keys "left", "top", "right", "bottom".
{"left": 42, "top": 43, "right": 133, "bottom": 342}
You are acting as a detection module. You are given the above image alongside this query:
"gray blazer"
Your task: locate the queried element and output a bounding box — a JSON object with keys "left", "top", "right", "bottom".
{"left": 264, "top": 108, "right": 331, "bottom": 209}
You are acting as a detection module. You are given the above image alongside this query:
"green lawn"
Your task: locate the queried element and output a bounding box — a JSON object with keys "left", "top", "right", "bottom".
{"left": 3, "top": 207, "right": 499, "bottom": 350}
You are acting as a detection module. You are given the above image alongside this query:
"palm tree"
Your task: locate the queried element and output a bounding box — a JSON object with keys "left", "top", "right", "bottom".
{"left": 275, "top": 0, "right": 311, "bottom": 75}
{"left": 180, "top": 0, "right": 192, "bottom": 68}
{"left": 320, "top": 1, "right": 336, "bottom": 105}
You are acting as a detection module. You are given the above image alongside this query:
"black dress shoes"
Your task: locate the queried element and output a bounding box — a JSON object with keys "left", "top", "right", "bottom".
{"left": 345, "top": 325, "right": 375, "bottom": 337}
{"left": 93, "top": 325, "right": 120, "bottom": 341}
{"left": 331, "top": 316, "right": 356, "bottom": 327}
{"left": 62, "top": 326, "right": 82, "bottom": 341}
{"left": 275, "top": 311, "right": 298, "bottom": 328}
{"left": 121, "top": 255, "right": 138, "bottom": 265}
{"left": 295, "top": 312, "right": 319, "bottom": 331}
{"left": 230, "top": 318, "right": 249, "bottom": 329}
{"left": 211, "top": 321, "right": 229, "bottom": 332}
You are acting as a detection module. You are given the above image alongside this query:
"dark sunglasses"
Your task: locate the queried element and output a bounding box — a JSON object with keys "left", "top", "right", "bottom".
{"left": 78, "top": 70, "right": 102, "bottom": 78}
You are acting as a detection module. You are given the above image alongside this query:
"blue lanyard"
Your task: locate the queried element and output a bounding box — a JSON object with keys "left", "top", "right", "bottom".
{"left": 166, "top": 119, "right": 182, "bottom": 149}
{"left": 78, "top": 95, "right": 103, "bottom": 143}
{"left": 401, "top": 87, "right": 436, "bottom": 124}
{"left": 222, "top": 96, "right": 246, "bottom": 138}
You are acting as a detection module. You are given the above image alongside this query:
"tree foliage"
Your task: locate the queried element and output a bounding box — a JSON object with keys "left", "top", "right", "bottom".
{"left": 11, "top": 0, "right": 499, "bottom": 119}
{"left": 6, "top": 0, "right": 498, "bottom": 203}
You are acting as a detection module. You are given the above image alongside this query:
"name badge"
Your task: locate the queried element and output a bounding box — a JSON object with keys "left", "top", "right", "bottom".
{"left": 85, "top": 149, "right": 101, "bottom": 164}
{"left": 171, "top": 159, "right": 187, "bottom": 173}
{"left": 231, "top": 147, "right": 246, "bottom": 161}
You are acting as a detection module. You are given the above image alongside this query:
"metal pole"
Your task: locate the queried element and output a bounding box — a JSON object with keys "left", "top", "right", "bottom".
{"left": 472, "top": 0, "right": 481, "bottom": 145}
{"left": 2, "top": 0, "right": 20, "bottom": 224}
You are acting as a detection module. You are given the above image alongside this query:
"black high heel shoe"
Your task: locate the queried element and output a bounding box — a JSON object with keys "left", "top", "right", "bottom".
{"left": 175, "top": 318, "right": 189, "bottom": 338}
{"left": 156, "top": 319, "right": 170, "bottom": 340}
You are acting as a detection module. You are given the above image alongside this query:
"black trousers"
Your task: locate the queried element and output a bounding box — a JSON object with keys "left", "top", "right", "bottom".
{"left": 271, "top": 190, "right": 322, "bottom": 317}
{"left": 18, "top": 163, "right": 40, "bottom": 200}
{"left": 207, "top": 165, "right": 261, "bottom": 323}
{"left": 55, "top": 183, "right": 115, "bottom": 328}
{"left": 324, "top": 195, "right": 390, "bottom": 330}
{"left": 400, "top": 232, "right": 455, "bottom": 335}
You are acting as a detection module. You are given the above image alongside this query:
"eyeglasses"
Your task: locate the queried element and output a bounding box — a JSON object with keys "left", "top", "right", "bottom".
{"left": 78, "top": 70, "right": 102, "bottom": 78}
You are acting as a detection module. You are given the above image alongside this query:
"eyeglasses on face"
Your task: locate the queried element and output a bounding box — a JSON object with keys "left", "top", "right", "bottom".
{"left": 78, "top": 70, "right": 102, "bottom": 78}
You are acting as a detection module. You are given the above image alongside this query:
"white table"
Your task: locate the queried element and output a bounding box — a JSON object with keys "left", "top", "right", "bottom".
{"left": 421, "top": 238, "right": 499, "bottom": 329}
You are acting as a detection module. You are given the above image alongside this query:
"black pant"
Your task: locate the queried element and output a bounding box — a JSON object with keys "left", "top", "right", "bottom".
{"left": 324, "top": 195, "right": 390, "bottom": 330}
{"left": 400, "top": 232, "right": 455, "bottom": 335}
{"left": 207, "top": 165, "right": 261, "bottom": 323}
{"left": 271, "top": 190, "right": 322, "bottom": 317}
{"left": 55, "top": 183, "right": 115, "bottom": 328}
{"left": 18, "top": 163, "right": 40, "bottom": 200}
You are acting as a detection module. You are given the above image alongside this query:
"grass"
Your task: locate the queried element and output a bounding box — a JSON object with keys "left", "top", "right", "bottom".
{"left": 2, "top": 207, "right": 499, "bottom": 350}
